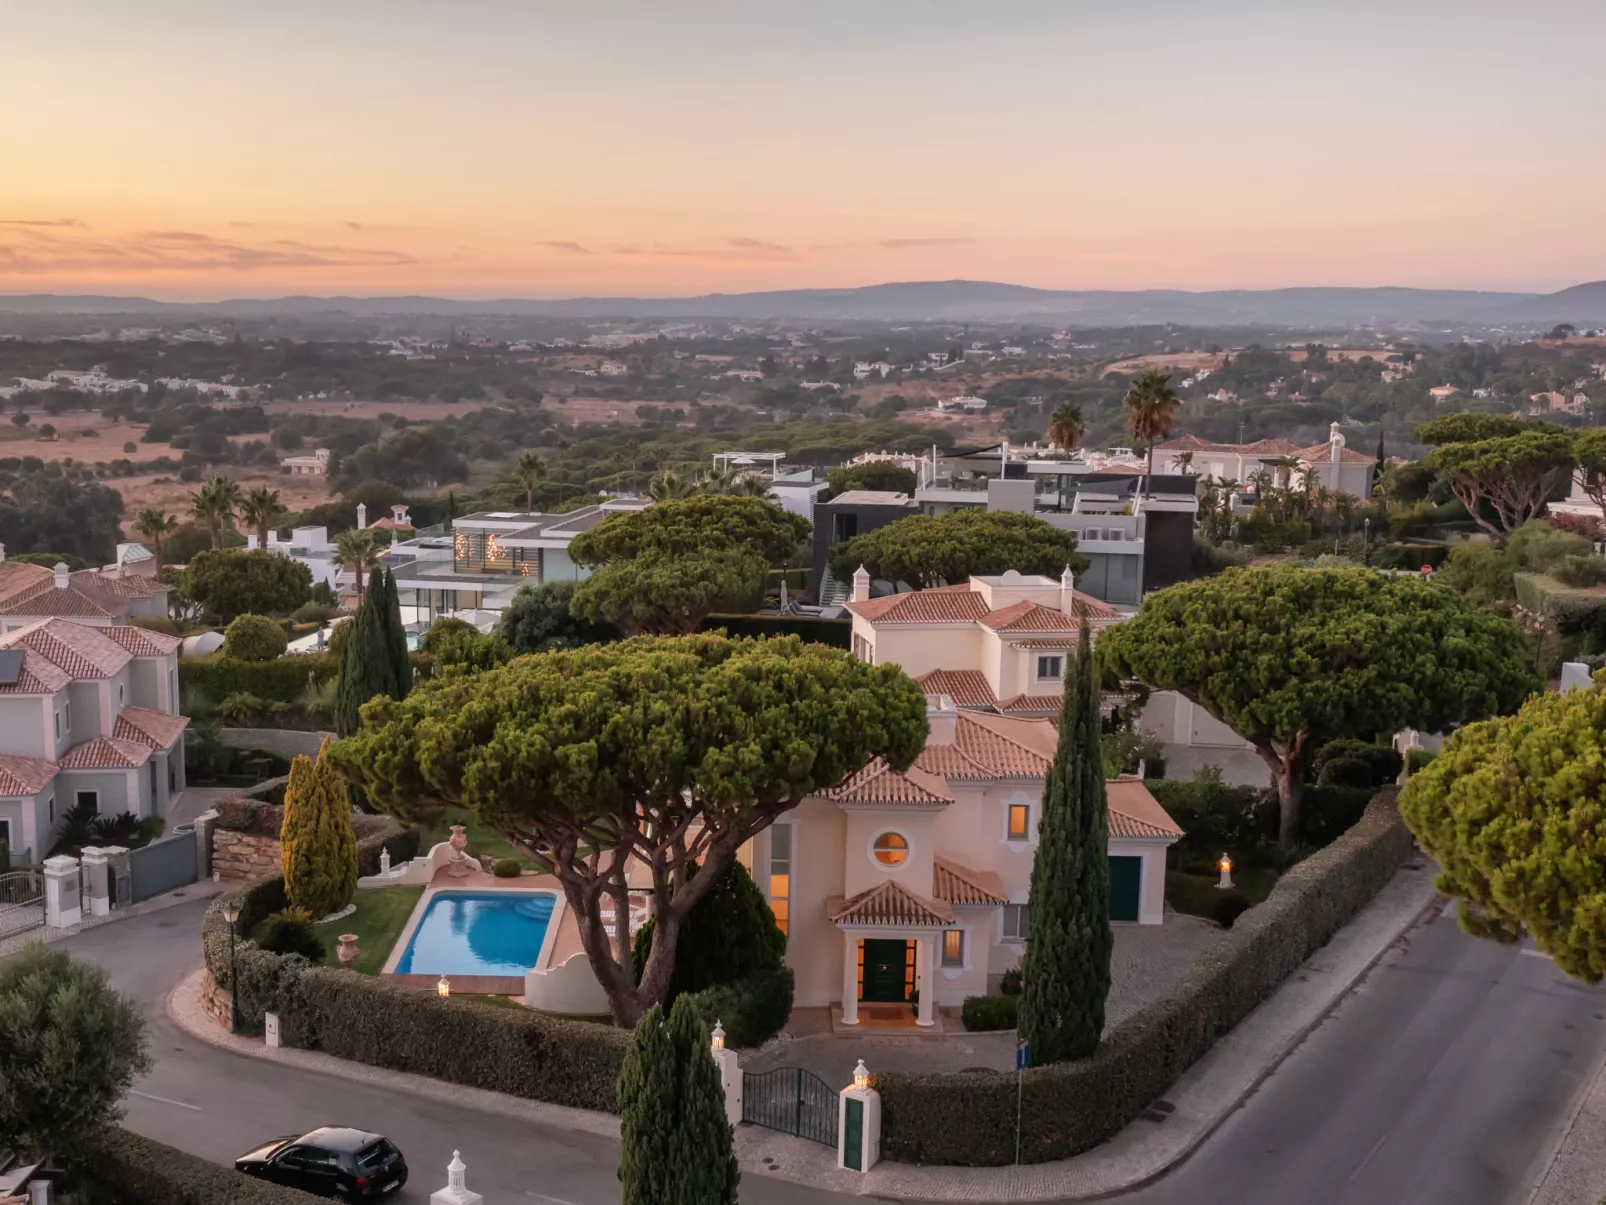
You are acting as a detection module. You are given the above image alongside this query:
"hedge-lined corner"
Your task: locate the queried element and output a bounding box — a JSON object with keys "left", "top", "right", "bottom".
{"left": 1514, "top": 571, "right": 1606, "bottom": 635}
{"left": 874, "top": 790, "right": 1415, "bottom": 1166}
{"left": 961, "top": 994, "right": 1018, "bottom": 1032}
{"left": 202, "top": 874, "right": 629, "bottom": 1113}
{"left": 697, "top": 613, "right": 851, "bottom": 648}
{"left": 72, "top": 1126, "right": 324, "bottom": 1204}
{"left": 180, "top": 651, "right": 437, "bottom": 706}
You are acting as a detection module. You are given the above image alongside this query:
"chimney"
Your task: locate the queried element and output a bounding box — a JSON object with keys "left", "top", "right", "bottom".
{"left": 925, "top": 693, "right": 958, "bottom": 745}
{"left": 356, "top": 502, "right": 368, "bottom": 529}
{"left": 53, "top": 562, "right": 69, "bottom": 590}
{"left": 393, "top": 504, "right": 411, "bottom": 527}
{"left": 1060, "top": 564, "right": 1077, "bottom": 615}
{"left": 1330, "top": 420, "right": 1344, "bottom": 466}
{"left": 0, "top": 541, "right": 6, "bottom": 563}
{"left": 851, "top": 564, "right": 872, "bottom": 603}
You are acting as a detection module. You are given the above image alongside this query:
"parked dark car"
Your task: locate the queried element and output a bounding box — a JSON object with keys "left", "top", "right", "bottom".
{"left": 236, "top": 1128, "right": 407, "bottom": 1200}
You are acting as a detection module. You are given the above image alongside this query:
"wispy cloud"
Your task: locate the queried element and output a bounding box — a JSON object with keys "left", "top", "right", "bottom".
{"left": 727, "top": 236, "right": 792, "bottom": 254}
{"left": 536, "top": 240, "right": 591, "bottom": 254}
{"left": 0, "top": 223, "right": 417, "bottom": 273}
{"left": 876, "top": 237, "right": 975, "bottom": 250}
{"left": 609, "top": 238, "right": 800, "bottom": 263}
{"left": 0, "top": 218, "right": 87, "bottom": 229}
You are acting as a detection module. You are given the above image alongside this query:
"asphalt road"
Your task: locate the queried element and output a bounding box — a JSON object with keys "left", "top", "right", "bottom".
{"left": 54, "top": 892, "right": 1606, "bottom": 1205}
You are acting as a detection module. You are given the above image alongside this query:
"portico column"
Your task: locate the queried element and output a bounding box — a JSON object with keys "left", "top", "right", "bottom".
{"left": 841, "top": 934, "right": 860, "bottom": 1026}
{"left": 916, "top": 935, "right": 936, "bottom": 1027}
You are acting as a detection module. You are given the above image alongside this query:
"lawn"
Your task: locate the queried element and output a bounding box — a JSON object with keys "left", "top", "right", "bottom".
{"left": 312, "top": 885, "right": 424, "bottom": 975}
{"left": 1166, "top": 865, "right": 1280, "bottom": 924}
{"left": 416, "top": 805, "right": 529, "bottom": 867}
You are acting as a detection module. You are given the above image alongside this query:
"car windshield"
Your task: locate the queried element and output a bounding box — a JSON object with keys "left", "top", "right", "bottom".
{"left": 355, "top": 1140, "right": 396, "bottom": 1171}
{"left": 242, "top": 1138, "right": 293, "bottom": 1161}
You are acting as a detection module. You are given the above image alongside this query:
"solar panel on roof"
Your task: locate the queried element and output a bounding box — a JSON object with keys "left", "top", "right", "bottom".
{"left": 0, "top": 649, "right": 22, "bottom": 686}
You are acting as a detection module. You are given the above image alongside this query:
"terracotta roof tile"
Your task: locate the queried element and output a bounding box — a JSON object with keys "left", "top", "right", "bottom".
{"left": 60, "top": 735, "right": 152, "bottom": 770}
{"left": 0, "top": 561, "right": 51, "bottom": 605}
{"left": 0, "top": 619, "right": 133, "bottom": 678}
{"left": 0, "top": 581, "right": 121, "bottom": 619}
{"left": 914, "top": 669, "right": 998, "bottom": 708}
{"left": 829, "top": 759, "right": 953, "bottom": 806}
{"left": 0, "top": 650, "right": 71, "bottom": 694}
{"left": 113, "top": 706, "right": 189, "bottom": 750}
{"left": 846, "top": 591, "right": 989, "bottom": 624}
{"left": 932, "top": 857, "right": 1007, "bottom": 907}
{"left": 101, "top": 625, "right": 183, "bottom": 657}
{"left": 981, "top": 597, "right": 1120, "bottom": 629}
{"left": 1291, "top": 442, "right": 1377, "bottom": 465}
{"left": 0, "top": 754, "right": 58, "bottom": 797}
{"left": 72, "top": 570, "right": 166, "bottom": 599}
{"left": 910, "top": 711, "right": 1056, "bottom": 779}
{"left": 829, "top": 880, "right": 953, "bottom": 927}
{"left": 1157, "top": 436, "right": 1302, "bottom": 456}
{"left": 1107, "top": 777, "right": 1186, "bottom": 839}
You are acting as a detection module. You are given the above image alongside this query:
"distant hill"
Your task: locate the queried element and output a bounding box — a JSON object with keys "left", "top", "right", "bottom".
{"left": 1, "top": 279, "right": 1601, "bottom": 326}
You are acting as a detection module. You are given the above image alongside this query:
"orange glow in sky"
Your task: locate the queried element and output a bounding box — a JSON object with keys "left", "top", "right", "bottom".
{"left": 3, "top": 0, "right": 1603, "bottom": 300}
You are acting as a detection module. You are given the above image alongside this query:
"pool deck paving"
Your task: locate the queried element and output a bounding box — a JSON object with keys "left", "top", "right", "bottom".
{"left": 167, "top": 860, "right": 1440, "bottom": 1200}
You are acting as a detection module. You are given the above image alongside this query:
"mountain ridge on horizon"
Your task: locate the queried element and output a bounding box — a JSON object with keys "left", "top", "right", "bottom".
{"left": 1, "top": 277, "right": 1603, "bottom": 326}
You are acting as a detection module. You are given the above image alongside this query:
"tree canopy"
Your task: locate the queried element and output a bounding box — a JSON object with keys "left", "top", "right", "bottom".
{"left": 1099, "top": 566, "right": 1538, "bottom": 844}
{"left": 823, "top": 461, "right": 918, "bottom": 500}
{"left": 1400, "top": 680, "right": 1606, "bottom": 982}
{"left": 568, "top": 494, "right": 810, "bottom": 566}
{"left": 1414, "top": 413, "right": 1550, "bottom": 446}
{"left": 1424, "top": 430, "right": 1575, "bottom": 539}
{"left": 180, "top": 548, "right": 312, "bottom": 621}
{"left": 0, "top": 473, "right": 125, "bottom": 565}
{"left": 829, "top": 508, "right": 1088, "bottom": 588}
{"left": 499, "top": 579, "right": 619, "bottom": 653}
{"left": 326, "top": 633, "right": 928, "bottom": 1025}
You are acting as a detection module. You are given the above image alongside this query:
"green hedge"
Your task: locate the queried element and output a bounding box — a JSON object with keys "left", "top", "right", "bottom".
{"left": 961, "top": 994, "right": 1018, "bottom": 1031}
{"left": 202, "top": 872, "right": 624, "bottom": 1113}
{"left": 1515, "top": 571, "right": 1606, "bottom": 635}
{"left": 698, "top": 613, "right": 852, "bottom": 648}
{"left": 684, "top": 967, "right": 795, "bottom": 1048}
{"left": 72, "top": 1126, "right": 322, "bottom": 1204}
{"left": 181, "top": 651, "right": 435, "bottom": 705}
{"left": 874, "top": 791, "right": 1415, "bottom": 1165}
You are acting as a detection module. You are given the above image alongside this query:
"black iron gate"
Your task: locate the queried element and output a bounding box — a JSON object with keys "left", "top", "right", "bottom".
{"left": 742, "top": 1067, "right": 838, "bottom": 1147}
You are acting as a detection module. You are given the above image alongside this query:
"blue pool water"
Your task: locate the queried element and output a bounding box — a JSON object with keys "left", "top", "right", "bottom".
{"left": 394, "top": 891, "right": 557, "bottom": 976}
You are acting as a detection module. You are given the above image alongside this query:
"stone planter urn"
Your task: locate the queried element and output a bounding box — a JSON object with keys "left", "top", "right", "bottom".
{"left": 449, "top": 825, "right": 469, "bottom": 854}
{"left": 337, "top": 934, "right": 360, "bottom": 970}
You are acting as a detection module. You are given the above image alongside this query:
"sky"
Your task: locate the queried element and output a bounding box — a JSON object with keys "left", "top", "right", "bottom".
{"left": 2, "top": 0, "right": 1603, "bottom": 301}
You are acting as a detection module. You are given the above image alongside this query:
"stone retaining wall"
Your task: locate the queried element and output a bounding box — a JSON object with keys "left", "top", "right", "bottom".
{"left": 213, "top": 831, "right": 282, "bottom": 881}
{"left": 219, "top": 728, "right": 332, "bottom": 758}
{"left": 199, "top": 969, "right": 232, "bottom": 1028}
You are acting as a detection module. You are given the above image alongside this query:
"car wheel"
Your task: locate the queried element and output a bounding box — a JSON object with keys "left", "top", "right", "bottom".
{"left": 331, "top": 1194, "right": 349, "bottom": 1204}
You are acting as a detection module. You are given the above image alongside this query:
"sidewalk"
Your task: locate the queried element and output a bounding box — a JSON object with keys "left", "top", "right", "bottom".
{"left": 1525, "top": 1040, "right": 1606, "bottom": 1205}
{"left": 166, "top": 862, "right": 1441, "bottom": 1201}
{"left": 0, "top": 876, "right": 228, "bottom": 960}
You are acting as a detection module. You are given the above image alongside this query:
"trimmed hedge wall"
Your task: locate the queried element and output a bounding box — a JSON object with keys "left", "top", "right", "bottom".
{"left": 874, "top": 790, "right": 1415, "bottom": 1165}
{"left": 1515, "top": 571, "right": 1606, "bottom": 636}
{"left": 202, "top": 874, "right": 627, "bottom": 1112}
{"left": 73, "top": 1127, "right": 322, "bottom": 1204}
{"left": 181, "top": 651, "right": 436, "bottom": 705}
{"left": 698, "top": 613, "right": 851, "bottom": 648}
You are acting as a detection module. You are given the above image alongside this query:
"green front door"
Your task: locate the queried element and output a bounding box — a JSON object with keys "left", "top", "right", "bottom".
{"left": 844, "top": 1096, "right": 864, "bottom": 1170}
{"left": 860, "top": 939, "right": 911, "bottom": 1003}
{"left": 1109, "top": 855, "right": 1142, "bottom": 921}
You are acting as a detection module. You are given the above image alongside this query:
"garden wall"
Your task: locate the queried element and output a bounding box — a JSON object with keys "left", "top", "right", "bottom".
{"left": 219, "top": 728, "right": 332, "bottom": 758}
{"left": 209, "top": 799, "right": 419, "bottom": 880}
{"left": 73, "top": 1127, "right": 321, "bottom": 1204}
{"left": 875, "top": 790, "right": 1415, "bottom": 1165}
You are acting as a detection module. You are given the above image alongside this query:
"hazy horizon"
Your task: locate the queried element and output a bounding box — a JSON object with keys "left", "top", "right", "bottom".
{"left": 5, "top": 0, "right": 1604, "bottom": 301}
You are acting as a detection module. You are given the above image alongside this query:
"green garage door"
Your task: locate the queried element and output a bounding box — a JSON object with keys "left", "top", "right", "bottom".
{"left": 1108, "top": 856, "right": 1142, "bottom": 922}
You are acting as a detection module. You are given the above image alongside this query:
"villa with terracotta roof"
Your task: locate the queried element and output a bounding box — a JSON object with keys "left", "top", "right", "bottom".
{"left": 758, "top": 693, "right": 1182, "bottom": 1024}
{"left": 1151, "top": 422, "right": 1376, "bottom": 497}
{"left": 0, "top": 617, "right": 187, "bottom": 861}
{"left": 0, "top": 547, "right": 168, "bottom": 635}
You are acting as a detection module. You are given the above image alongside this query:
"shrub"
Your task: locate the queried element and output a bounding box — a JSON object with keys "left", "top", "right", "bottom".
{"left": 279, "top": 743, "right": 357, "bottom": 920}
{"left": 632, "top": 860, "right": 786, "bottom": 1001}
{"left": 999, "top": 966, "right": 1022, "bottom": 996}
{"left": 874, "top": 792, "right": 1414, "bottom": 1165}
{"left": 1311, "top": 739, "right": 1403, "bottom": 788}
{"left": 1212, "top": 894, "right": 1252, "bottom": 928}
{"left": 1406, "top": 748, "right": 1437, "bottom": 774}
{"left": 1147, "top": 778, "right": 1273, "bottom": 859}
{"left": 1555, "top": 554, "right": 1606, "bottom": 589}
{"left": 181, "top": 653, "right": 340, "bottom": 705}
{"left": 961, "top": 994, "right": 1019, "bottom": 1032}
{"left": 683, "top": 967, "right": 795, "bottom": 1048}
{"left": 1298, "top": 785, "right": 1374, "bottom": 847}
{"left": 128, "top": 615, "right": 180, "bottom": 636}
{"left": 698, "top": 613, "right": 851, "bottom": 648}
{"left": 1316, "top": 756, "right": 1373, "bottom": 790}
{"left": 257, "top": 909, "right": 325, "bottom": 962}
{"left": 493, "top": 858, "right": 522, "bottom": 878}
{"left": 72, "top": 1126, "right": 324, "bottom": 1204}
{"left": 291, "top": 601, "right": 337, "bottom": 625}
{"left": 1515, "top": 572, "right": 1606, "bottom": 637}
{"left": 1376, "top": 542, "right": 1451, "bottom": 571}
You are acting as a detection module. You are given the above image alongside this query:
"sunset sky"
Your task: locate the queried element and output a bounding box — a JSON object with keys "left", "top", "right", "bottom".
{"left": 3, "top": 0, "right": 1602, "bottom": 300}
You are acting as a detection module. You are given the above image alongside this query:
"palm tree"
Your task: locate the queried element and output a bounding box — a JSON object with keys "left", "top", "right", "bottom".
{"left": 730, "top": 475, "right": 773, "bottom": 498}
{"left": 1121, "top": 369, "right": 1182, "bottom": 495}
{"left": 239, "top": 487, "right": 285, "bottom": 550}
{"left": 189, "top": 475, "right": 242, "bottom": 550}
{"left": 622, "top": 439, "right": 642, "bottom": 491}
{"left": 1045, "top": 402, "right": 1086, "bottom": 454}
{"left": 513, "top": 450, "right": 546, "bottom": 511}
{"left": 554, "top": 439, "right": 571, "bottom": 504}
{"left": 1246, "top": 466, "right": 1273, "bottom": 501}
{"left": 697, "top": 466, "right": 739, "bottom": 494}
{"left": 134, "top": 507, "right": 178, "bottom": 573}
{"left": 649, "top": 469, "right": 694, "bottom": 501}
{"left": 1174, "top": 450, "right": 1195, "bottom": 474}
{"left": 331, "top": 529, "right": 380, "bottom": 607}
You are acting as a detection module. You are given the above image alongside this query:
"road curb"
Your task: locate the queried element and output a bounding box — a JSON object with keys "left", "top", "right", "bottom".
{"left": 1522, "top": 1033, "right": 1606, "bottom": 1205}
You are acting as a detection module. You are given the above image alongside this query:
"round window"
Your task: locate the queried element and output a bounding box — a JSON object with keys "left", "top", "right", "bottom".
{"left": 872, "top": 832, "right": 909, "bottom": 867}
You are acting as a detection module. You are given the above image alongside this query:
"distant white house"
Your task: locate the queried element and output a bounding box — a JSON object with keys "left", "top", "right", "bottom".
{"left": 937, "top": 395, "right": 988, "bottom": 412}
{"left": 282, "top": 447, "right": 332, "bottom": 476}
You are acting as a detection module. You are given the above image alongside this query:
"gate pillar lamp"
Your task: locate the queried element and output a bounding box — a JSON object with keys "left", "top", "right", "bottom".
{"left": 839, "top": 1059, "right": 881, "bottom": 1173}
{"left": 709, "top": 1019, "right": 741, "bottom": 1126}
{"left": 437, "top": 975, "right": 451, "bottom": 999}
{"left": 1217, "top": 854, "right": 1234, "bottom": 890}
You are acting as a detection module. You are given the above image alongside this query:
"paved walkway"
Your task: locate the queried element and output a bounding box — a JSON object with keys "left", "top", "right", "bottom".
{"left": 747, "top": 912, "right": 1225, "bottom": 1085}
{"left": 0, "top": 876, "right": 227, "bottom": 960}
{"left": 1527, "top": 1038, "right": 1606, "bottom": 1205}
{"left": 166, "top": 862, "right": 1440, "bottom": 1200}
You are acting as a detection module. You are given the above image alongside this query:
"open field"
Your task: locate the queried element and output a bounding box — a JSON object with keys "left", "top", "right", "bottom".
{"left": 1099, "top": 351, "right": 1223, "bottom": 378}
{"left": 257, "top": 397, "right": 500, "bottom": 421}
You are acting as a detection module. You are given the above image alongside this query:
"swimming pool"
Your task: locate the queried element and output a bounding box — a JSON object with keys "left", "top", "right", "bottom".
{"left": 393, "top": 891, "right": 557, "bottom": 977}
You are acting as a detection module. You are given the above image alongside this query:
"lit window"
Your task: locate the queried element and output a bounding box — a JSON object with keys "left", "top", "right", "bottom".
{"left": 1007, "top": 803, "right": 1030, "bottom": 841}
{"left": 768, "top": 824, "right": 791, "bottom": 936}
{"left": 872, "top": 832, "right": 909, "bottom": 867}
{"left": 1003, "top": 904, "right": 1029, "bottom": 942}
{"left": 1037, "top": 656, "right": 1063, "bottom": 681}
{"left": 942, "top": 929, "right": 964, "bottom": 968}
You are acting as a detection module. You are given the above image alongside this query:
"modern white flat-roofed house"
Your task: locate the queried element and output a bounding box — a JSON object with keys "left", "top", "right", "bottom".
{"left": 380, "top": 501, "right": 649, "bottom": 625}
{"left": 0, "top": 618, "right": 187, "bottom": 861}
{"left": 758, "top": 692, "right": 1182, "bottom": 1023}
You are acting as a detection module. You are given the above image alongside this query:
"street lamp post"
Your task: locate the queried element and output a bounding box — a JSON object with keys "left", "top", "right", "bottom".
{"left": 1363, "top": 517, "right": 1372, "bottom": 566}
{"left": 224, "top": 901, "right": 241, "bottom": 1034}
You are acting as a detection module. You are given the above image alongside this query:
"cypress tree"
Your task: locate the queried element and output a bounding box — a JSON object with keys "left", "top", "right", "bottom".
{"left": 334, "top": 567, "right": 394, "bottom": 737}
{"left": 381, "top": 568, "right": 412, "bottom": 699}
{"left": 618, "top": 996, "right": 738, "bottom": 1205}
{"left": 280, "top": 739, "right": 358, "bottom": 919}
{"left": 1016, "top": 619, "right": 1112, "bottom": 1064}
